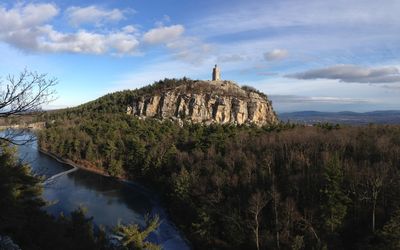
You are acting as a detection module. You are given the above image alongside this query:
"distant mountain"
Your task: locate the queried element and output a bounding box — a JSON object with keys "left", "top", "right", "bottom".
{"left": 279, "top": 110, "right": 400, "bottom": 125}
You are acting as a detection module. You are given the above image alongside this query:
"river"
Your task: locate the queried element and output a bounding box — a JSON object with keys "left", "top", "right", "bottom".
{"left": 16, "top": 137, "right": 190, "bottom": 250}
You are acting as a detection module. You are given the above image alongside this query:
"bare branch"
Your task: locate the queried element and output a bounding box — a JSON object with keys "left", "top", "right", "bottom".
{"left": 0, "top": 69, "right": 57, "bottom": 144}
{"left": 0, "top": 69, "right": 57, "bottom": 118}
{"left": 0, "top": 128, "right": 37, "bottom": 145}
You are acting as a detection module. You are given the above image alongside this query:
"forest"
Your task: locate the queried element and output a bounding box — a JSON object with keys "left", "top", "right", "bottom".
{"left": 37, "top": 85, "right": 400, "bottom": 249}
{"left": 0, "top": 140, "right": 163, "bottom": 250}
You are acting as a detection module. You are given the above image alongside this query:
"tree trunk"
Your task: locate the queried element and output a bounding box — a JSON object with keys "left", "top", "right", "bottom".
{"left": 274, "top": 200, "right": 280, "bottom": 249}
{"left": 372, "top": 199, "right": 376, "bottom": 232}
{"left": 272, "top": 180, "right": 280, "bottom": 249}
{"left": 372, "top": 187, "right": 379, "bottom": 233}
{"left": 255, "top": 213, "right": 260, "bottom": 250}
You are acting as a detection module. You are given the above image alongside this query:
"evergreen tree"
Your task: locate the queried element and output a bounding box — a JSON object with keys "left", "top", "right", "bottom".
{"left": 320, "top": 155, "right": 349, "bottom": 235}
{"left": 115, "top": 215, "right": 161, "bottom": 250}
{"left": 380, "top": 209, "right": 400, "bottom": 249}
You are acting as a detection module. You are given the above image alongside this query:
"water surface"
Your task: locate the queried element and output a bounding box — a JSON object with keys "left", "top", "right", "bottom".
{"left": 17, "top": 138, "right": 190, "bottom": 250}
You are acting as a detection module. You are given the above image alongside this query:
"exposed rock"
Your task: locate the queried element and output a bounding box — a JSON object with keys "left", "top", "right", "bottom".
{"left": 126, "top": 80, "right": 277, "bottom": 126}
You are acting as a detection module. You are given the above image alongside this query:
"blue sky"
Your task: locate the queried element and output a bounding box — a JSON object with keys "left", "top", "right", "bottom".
{"left": 0, "top": 0, "right": 400, "bottom": 112}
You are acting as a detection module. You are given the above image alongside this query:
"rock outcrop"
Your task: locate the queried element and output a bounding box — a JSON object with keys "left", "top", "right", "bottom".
{"left": 126, "top": 80, "right": 277, "bottom": 126}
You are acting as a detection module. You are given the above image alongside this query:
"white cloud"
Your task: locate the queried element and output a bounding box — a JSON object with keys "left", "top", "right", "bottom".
{"left": 264, "top": 49, "right": 288, "bottom": 61}
{"left": 142, "top": 25, "right": 184, "bottom": 44}
{"left": 0, "top": 3, "right": 209, "bottom": 61}
{"left": 38, "top": 26, "right": 139, "bottom": 55}
{"left": 122, "top": 25, "right": 137, "bottom": 33}
{"left": 287, "top": 65, "right": 400, "bottom": 84}
{"left": 107, "top": 32, "right": 140, "bottom": 55}
{"left": 269, "top": 95, "right": 383, "bottom": 112}
{"left": 187, "top": 0, "right": 400, "bottom": 71}
{"left": 66, "top": 6, "right": 126, "bottom": 27}
{"left": 270, "top": 95, "right": 372, "bottom": 104}
{"left": 0, "top": 3, "right": 139, "bottom": 55}
{"left": 0, "top": 3, "right": 59, "bottom": 50}
{"left": 193, "top": 0, "right": 400, "bottom": 37}
{"left": 218, "top": 54, "right": 247, "bottom": 63}
{"left": 141, "top": 24, "right": 212, "bottom": 64}
{"left": 243, "top": 75, "right": 400, "bottom": 112}
{"left": 39, "top": 27, "right": 106, "bottom": 54}
{"left": 166, "top": 36, "right": 213, "bottom": 64}
{"left": 0, "top": 3, "right": 59, "bottom": 31}
{"left": 382, "top": 84, "right": 400, "bottom": 90}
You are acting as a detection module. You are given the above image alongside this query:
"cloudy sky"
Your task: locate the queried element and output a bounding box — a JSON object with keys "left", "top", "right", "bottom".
{"left": 0, "top": 0, "right": 399, "bottom": 112}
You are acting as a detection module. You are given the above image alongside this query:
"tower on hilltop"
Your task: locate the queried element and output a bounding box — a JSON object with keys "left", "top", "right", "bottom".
{"left": 212, "top": 64, "right": 221, "bottom": 81}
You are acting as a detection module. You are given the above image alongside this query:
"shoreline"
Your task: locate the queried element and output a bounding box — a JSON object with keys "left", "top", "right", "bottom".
{"left": 38, "top": 148, "right": 157, "bottom": 197}
{"left": 38, "top": 147, "right": 192, "bottom": 249}
{"left": 39, "top": 148, "right": 113, "bottom": 178}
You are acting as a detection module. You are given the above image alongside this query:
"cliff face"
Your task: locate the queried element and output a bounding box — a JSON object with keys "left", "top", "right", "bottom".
{"left": 126, "top": 80, "right": 277, "bottom": 126}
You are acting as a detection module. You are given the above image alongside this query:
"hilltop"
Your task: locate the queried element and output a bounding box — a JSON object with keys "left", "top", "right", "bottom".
{"left": 58, "top": 78, "right": 278, "bottom": 126}
{"left": 127, "top": 79, "right": 277, "bottom": 126}
{"left": 36, "top": 77, "right": 400, "bottom": 250}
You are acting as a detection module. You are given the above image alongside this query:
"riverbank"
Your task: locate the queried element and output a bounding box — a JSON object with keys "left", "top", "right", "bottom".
{"left": 38, "top": 148, "right": 192, "bottom": 249}
{"left": 19, "top": 138, "right": 191, "bottom": 250}
{"left": 38, "top": 148, "right": 164, "bottom": 203}
{"left": 39, "top": 148, "right": 159, "bottom": 198}
{"left": 0, "top": 122, "right": 46, "bottom": 131}
{"left": 39, "top": 148, "right": 113, "bottom": 178}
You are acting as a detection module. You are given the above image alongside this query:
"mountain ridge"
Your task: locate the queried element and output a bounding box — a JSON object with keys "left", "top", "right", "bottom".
{"left": 279, "top": 110, "right": 400, "bottom": 124}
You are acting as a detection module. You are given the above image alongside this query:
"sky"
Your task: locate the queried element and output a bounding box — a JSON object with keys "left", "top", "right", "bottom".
{"left": 0, "top": 0, "right": 400, "bottom": 112}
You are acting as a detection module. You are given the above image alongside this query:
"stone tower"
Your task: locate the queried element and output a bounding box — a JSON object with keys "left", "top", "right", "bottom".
{"left": 212, "top": 64, "right": 221, "bottom": 81}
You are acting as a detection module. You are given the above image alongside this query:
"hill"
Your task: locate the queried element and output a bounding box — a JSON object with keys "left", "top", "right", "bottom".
{"left": 56, "top": 78, "right": 277, "bottom": 126}
{"left": 279, "top": 110, "right": 400, "bottom": 125}
{"left": 38, "top": 79, "right": 400, "bottom": 249}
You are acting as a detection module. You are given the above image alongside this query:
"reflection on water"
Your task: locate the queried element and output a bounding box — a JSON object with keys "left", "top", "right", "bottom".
{"left": 18, "top": 139, "right": 68, "bottom": 177}
{"left": 44, "top": 170, "right": 152, "bottom": 227}
{"left": 16, "top": 136, "right": 190, "bottom": 250}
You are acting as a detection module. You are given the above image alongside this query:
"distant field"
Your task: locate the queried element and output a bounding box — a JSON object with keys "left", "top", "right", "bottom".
{"left": 279, "top": 110, "right": 400, "bottom": 125}
{"left": 0, "top": 113, "right": 42, "bottom": 126}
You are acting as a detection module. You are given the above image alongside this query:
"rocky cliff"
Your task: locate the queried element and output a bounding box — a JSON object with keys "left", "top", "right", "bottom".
{"left": 126, "top": 80, "right": 278, "bottom": 126}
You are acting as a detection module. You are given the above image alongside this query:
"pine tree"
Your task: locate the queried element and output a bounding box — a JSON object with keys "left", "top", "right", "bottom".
{"left": 381, "top": 209, "right": 400, "bottom": 249}
{"left": 115, "top": 214, "right": 161, "bottom": 250}
{"left": 320, "top": 155, "right": 349, "bottom": 234}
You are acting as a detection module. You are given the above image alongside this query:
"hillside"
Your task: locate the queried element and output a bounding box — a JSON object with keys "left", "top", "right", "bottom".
{"left": 37, "top": 79, "right": 400, "bottom": 250}
{"left": 56, "top": 78, "right": 277, "bottom": 126}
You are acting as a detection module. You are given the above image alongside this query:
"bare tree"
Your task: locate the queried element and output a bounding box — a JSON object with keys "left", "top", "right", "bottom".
{"left": 0, "top": 69, "right": 57, "bottom": 144}
{"left": 271, "top": 177, "right": 281, "bottom": 249}
{"left": 359, "top": 163, "right": 390, "bottom": 232}
{"left": 249, "top": 191, "right": 270, "bottom": 250}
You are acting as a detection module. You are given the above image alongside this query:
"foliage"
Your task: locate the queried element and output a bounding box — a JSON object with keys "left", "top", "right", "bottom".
{"left": 115, "top": 215, "right": 161, "bottom": 250}
{"left": 241, "top": 85, "right": 269, "bottom": 100}
{"left": 320, "top": 156, "right": 349, "bottom": 234}
{"left": 0, "top": 142, "right": 110, "bottom": 250}
{"left": 380, "top": 209, "right": 400, "bottom": 249}
{"left": 37, "top": 84, "right": 400, "bottom": 249}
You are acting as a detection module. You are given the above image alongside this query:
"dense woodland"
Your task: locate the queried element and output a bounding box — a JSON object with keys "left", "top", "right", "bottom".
{"left": 37, "top": 80, "right": 400, "bottom": 249}
{"left": 0, "top": 142, "right": 109, "bottom": 249}
{"left": 0, "top": 141, "right": 163, "bottom": 250}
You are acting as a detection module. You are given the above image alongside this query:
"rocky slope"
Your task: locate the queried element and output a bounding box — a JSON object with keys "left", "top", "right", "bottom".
{"left": 126, "top": 80, "right": 277, "bottom": 126}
